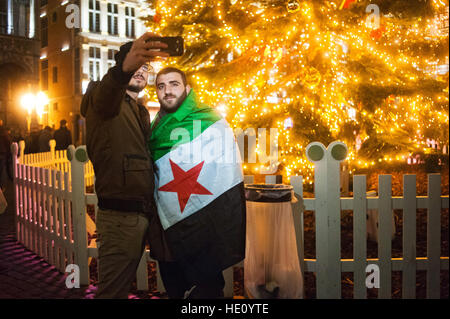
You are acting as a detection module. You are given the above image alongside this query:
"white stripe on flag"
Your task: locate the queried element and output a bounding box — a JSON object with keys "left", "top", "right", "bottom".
{"left": 155, "top": 118, "right": 244, "bottom": 230}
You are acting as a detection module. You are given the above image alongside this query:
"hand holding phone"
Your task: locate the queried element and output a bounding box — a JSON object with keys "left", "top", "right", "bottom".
{"left": 146, "top": 36, "right": 184, "bottom": 56}
{"left": 122, "top": 32, "right": 169, "bottom": 73}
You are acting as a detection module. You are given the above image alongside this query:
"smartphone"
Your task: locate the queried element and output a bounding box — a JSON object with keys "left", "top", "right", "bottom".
{"left": 147, "top": 36, "right": 184, "bottom": 56}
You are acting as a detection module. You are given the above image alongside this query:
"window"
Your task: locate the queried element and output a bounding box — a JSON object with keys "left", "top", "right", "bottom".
{"left": 75, "top": 48, "right": 81, "bottom": 94}
{"left": 89, "top": 46, "right": 101, "bottom": 81}
{"left": 125, "top": 7, "right": 135, "bottom": 38}
{"left": 107, "top": 49, "right": 117, "bottom": 70}
{"left": 41, "top": 16, "right": 48, "bottom": 47}
{"left": 53, "top": 66, "right": 58, "bottom": 83}
{"left": 0, "top": 0, "right": 33, "bottom": 37}
{"left": 41, "top": 60, "right": 48, "bottom": 91}
{"left": 53, "top": 102, "right": 58, "bottom": 111}
{"left": 107, "top": 3, "right": 118, "bottom": 35}
{"left": 89, "top": 0, "right": 100, "bottom": 33}
{"left": 0, "top": 2, "right": 7, "bottom": 35}
{"left": 52, "top": 11, "right": 57, "bottom": 23}
{"left": 41, "top": 0, "right": 48, "bottom": 6}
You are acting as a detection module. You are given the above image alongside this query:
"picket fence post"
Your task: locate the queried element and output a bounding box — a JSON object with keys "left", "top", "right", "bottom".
{"left": 427, "top": 174, "right": 441, "bottom": 298}
{"left": 67, "top": 145, "right": 90, "bottom": 285}
{"left": 306, "top": 141, "right": 348, "bottom": 299}
{"left": 290, "top": 175, "right": 305, "bottom": 298}
{"left": 49, "top": 139, "right": 56, "bottom": 167}
{"left": 18, "top": 140, "right": 25, "bottom": 164}
{"left": 11, "top": 142, "right": 20, "bottom": 240}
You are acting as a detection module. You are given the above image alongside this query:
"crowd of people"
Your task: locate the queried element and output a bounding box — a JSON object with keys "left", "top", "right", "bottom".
{"left": 0, "top": 119, "right": 72, "bottom": 190}
{"left": 20, "top": 119, "right": 73, "bottom": 154}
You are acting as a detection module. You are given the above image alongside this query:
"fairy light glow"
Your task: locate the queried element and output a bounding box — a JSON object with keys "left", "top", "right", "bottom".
{"left": 144, "top": 0, "right": 449, "bottom": 182}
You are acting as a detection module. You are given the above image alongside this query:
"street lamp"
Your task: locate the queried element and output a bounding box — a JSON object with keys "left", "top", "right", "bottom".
{"left": 20, "top": 91, "right": 49, "bottom": 131}
{"left": 20, "top": 93, "right": 35, "bottom": 115}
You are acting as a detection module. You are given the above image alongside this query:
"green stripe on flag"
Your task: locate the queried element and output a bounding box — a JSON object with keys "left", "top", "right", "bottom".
{"left": 148, "top": 90, "right": 221, "bottom": 162}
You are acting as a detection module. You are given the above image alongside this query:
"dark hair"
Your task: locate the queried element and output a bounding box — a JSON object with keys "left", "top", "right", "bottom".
{"left": 156, "top": 67, "right": 187, "bottom": 86}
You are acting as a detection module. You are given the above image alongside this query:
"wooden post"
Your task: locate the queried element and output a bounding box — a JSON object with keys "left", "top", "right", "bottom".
{"left": 353, "top": 175, "right": 367, "bottom": 299}
{"left": 49, "top": 139, "right": 56, "bottom": 168}
{"left": 11, "top": 143, "right": 20, "bottom": 243}
{"left": 427, "top": 174, "right": 441, "bottom": 299}
{"left": 378, "top": 175, "right": 392, "bottom": 299}
{"left": 265, "top": 175, "right": 276, "bottom": 184}
{"left": 68, "top": 145, "right": 90, "bottom": 286}
{"left": 244, "top": 175, "right": 254, "bottom": 184}
{"left": 402, "top": 174, "right": 416, "bottom": 299}
{"left": 306, "top": 141, "right": 348, "bottom": 299}
{"left": 136, "top": 253, "right": 149, "bottom": 291}
{"left": 223, "top": 266, "right": 234, "bottom": 298}
{"left": 340, "top": 162, "right": 349, "bottom": 196}
{"left": 18, "top": 140, "right": 25, "bottom": 164}
{"left": 290, "top": 175, "right": 305, "bottom": 298}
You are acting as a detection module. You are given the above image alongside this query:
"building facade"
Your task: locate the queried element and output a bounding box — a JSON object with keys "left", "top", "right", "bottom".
{"left": 39, "top": 0, "right": 155, "bottom": 144}
{"left": 0, "top": 0, "right": 40, "bottom": 131}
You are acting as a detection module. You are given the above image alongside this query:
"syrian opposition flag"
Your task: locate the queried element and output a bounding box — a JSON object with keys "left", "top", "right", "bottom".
{"left": 148, "top": 90, "right": 246, "bottom": 281}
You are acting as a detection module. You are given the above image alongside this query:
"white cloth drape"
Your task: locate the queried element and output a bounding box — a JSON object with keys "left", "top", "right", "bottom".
{"left": 244, "top": 201, "right": 303, "bottom": 298}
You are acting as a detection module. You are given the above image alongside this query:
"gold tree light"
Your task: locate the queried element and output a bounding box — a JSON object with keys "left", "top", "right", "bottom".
{"left": 144, "top": 0, "right": 449, "bottom": 183}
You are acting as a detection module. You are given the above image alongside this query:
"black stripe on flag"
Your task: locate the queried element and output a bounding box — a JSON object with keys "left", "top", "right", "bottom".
{"left": 164, "top": 182, "right": 246, "bottom": 283}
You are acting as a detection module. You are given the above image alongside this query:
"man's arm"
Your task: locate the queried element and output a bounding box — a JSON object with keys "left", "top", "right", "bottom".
{"left": 86, "top": 32, "right": 169, "bottom": 119}
{"left": 89, "top": 66, "right": 133, "bottom": 118}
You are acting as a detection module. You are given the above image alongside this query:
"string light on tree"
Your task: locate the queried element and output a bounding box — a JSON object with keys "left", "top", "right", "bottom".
{"left": 144, "top": 0, "right": 449, "bottom": 182}
{"left": 287, "top": 0, "right": 301, "bottom": 13}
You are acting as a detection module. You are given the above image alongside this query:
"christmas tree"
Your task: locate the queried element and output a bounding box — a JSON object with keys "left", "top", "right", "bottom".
{"left": 143, "top": 0, "right": 449, "bottom": 184}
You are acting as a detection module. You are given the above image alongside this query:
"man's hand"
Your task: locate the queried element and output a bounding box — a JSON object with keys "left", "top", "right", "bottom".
{"left": 122, "top": 32, "right": 169, "bottom": 73}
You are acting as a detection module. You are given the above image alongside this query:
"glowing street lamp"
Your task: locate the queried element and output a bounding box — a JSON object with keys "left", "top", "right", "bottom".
{"left": 20, "top": 93, "right": 35, "bottom": 115}
{"left": 20, "top": 91, "right": 49, "bottom": 131}
{"left": 35, "top": 91, "right": 49, "bottom": 118}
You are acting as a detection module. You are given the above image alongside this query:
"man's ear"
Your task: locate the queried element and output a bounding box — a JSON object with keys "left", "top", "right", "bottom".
{"left": 186, "top": 84, "right": 191, "bottom": 94}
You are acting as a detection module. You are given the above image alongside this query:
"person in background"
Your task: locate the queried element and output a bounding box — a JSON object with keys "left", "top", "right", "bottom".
{"left": 0, "top": 121, "right": 12, "bottom": 191}
{"left": 38, "top": 126, "right": 53, "bottom": 152}
{"left": 53, "top": 119, "right": 72, "bottom": 150}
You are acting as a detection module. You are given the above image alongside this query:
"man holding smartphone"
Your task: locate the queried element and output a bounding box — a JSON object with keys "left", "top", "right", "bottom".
{"left": 80, "top": 32, "right": 172, "bottom": 298}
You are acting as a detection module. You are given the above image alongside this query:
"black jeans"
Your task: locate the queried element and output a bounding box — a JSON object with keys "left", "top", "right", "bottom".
{"left": 158, "top": 261, "right": 225, "bottom": 299}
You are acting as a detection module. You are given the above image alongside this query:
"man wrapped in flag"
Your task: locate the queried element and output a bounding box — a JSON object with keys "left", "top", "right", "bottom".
{"left": 148, "top": 67, "right": 246, "bottom": 298}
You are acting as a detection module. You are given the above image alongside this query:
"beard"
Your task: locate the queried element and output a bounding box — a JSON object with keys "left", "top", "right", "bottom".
{"left": 158, "top": 90, "right": 188, "bottom": 113}
{"left": 127, "top": 75, "right": 146, "bottom": 92}
{"left": 126, "top": 83, "right": 145, "bottom": 93}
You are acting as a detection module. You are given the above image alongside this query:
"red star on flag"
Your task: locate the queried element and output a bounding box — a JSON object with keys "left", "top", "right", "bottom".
{"left": 158, "top": 160, "right": 212, "bottom": 213}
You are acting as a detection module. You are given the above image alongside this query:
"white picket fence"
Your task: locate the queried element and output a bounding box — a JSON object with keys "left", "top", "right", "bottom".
{"left": 18, "top": 140, "right": 95, "bottom": 188}
{"left": 12, "top": 141, "right": 171, "bottom": 296}
{"left": 12, "top": 140, "right": 449, "bottom": 299}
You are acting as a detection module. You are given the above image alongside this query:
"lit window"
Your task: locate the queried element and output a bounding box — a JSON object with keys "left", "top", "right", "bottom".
{"left": 125, "top": 7, "right": 135, "bottom": 38}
